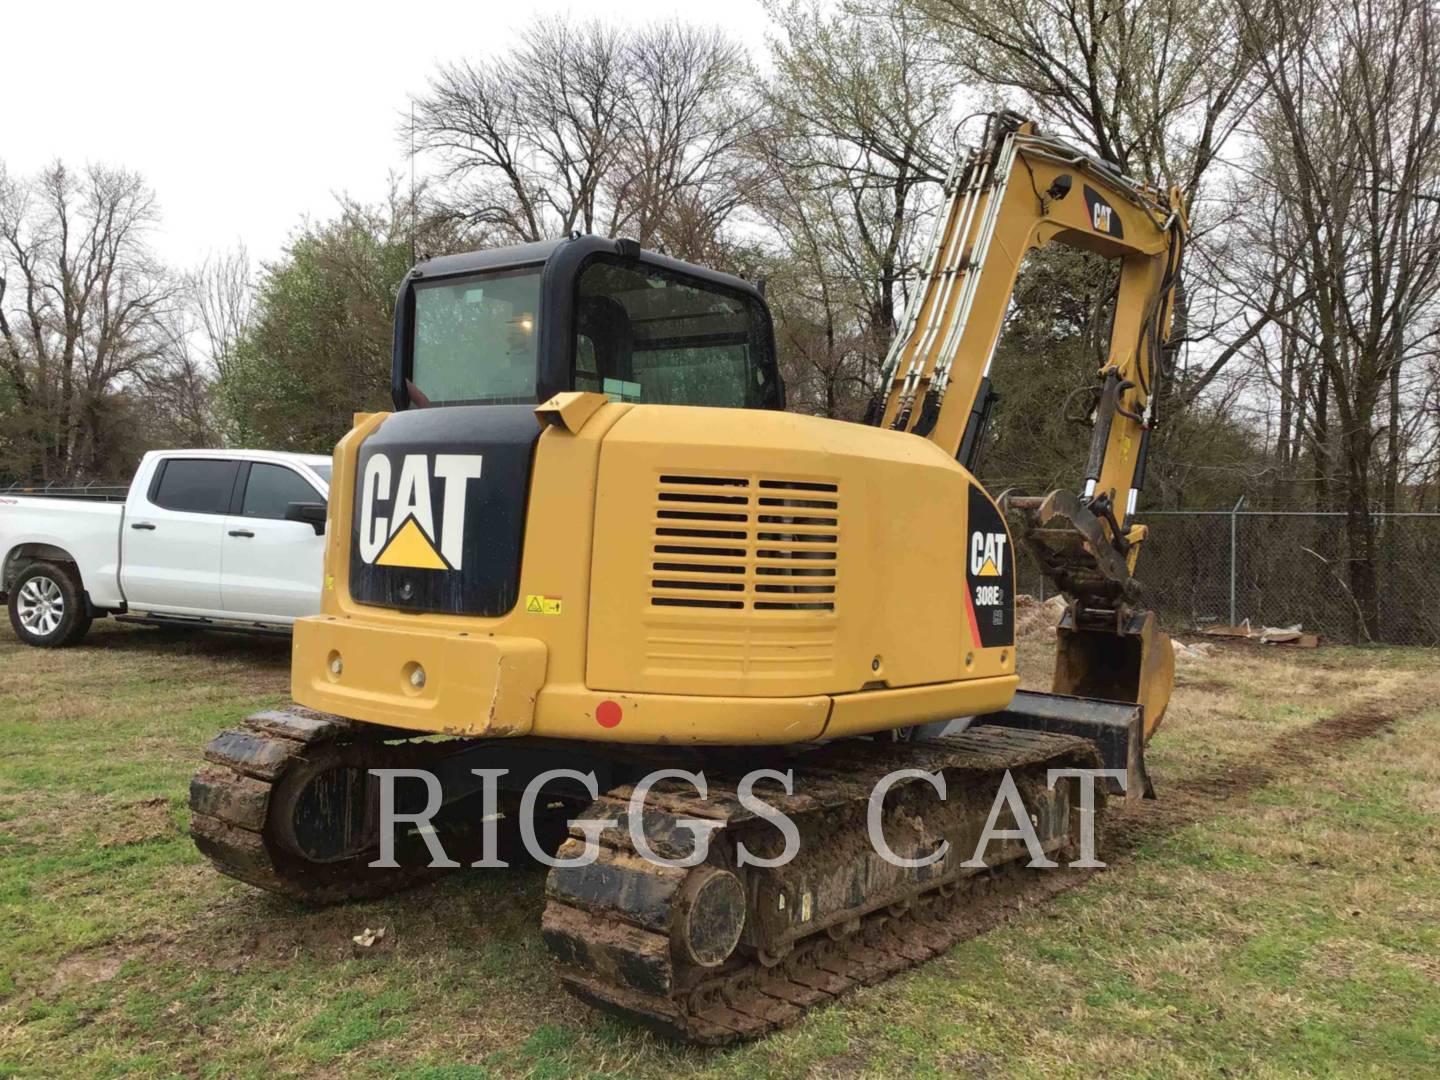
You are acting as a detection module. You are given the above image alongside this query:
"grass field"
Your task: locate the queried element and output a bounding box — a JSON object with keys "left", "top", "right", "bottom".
{"left": 0, "top": 620, "right": 1437, "bottom": 1078}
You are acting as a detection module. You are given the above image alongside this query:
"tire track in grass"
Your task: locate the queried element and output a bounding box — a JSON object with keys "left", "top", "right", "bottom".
{"left": 1107, "top": 701, "right": 1407, "bottom": 855}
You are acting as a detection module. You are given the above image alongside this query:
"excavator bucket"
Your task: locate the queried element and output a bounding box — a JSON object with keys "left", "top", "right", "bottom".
{"left": 979, "top": 608, "right": 1171, "bottom": 801}
{"left": 993, "top": 486, "right": 1176, "bottom": 800}
{"left": 1053, "top": 606, "right": 1173, "bottom": 742}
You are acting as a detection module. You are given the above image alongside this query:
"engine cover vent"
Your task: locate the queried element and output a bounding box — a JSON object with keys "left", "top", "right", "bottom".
{"left": 650, "top": 474, "right": 838, "bottom": 612}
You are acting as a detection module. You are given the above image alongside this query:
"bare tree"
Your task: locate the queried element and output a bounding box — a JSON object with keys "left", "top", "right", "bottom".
{"left": 189, "top": 246, "right": 253, "bottom": 382}
{"left": 169, "top": 245, "right": 255, "bottom": 446}
{"left": 757, "top": 170, "right": 878, "bottom": 418}
{"left": 604, "top": 24, "right": 758, "bottom": 261}
{"left": 0, "top": 161, "right": 177, "bottom": 481}
{"left": 412, "top": 20, "right": 623, "bottom": 241}
{"left": 1238, "top": 0, "right": 1440, "bottom": 636}
{"left": 413, "top": 19, "right": 755, "bottom": 258}
{"left": 137, "top": 322, "right": 220, "bottom": 448}
{"left": 905, "top": 0, "right": 1261, "bottom": 196}
{"left": 756, "top": 0, "right": 955, "bottom": 416}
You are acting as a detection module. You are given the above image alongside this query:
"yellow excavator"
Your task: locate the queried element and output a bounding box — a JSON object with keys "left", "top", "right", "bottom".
{"left": 191, "top": 113, "right": 1186, "bottom": 1042}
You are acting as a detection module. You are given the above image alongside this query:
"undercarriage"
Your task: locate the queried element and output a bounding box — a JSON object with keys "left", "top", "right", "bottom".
{"left": 191, "top": 706, "right": 1112, "bottom": 1042}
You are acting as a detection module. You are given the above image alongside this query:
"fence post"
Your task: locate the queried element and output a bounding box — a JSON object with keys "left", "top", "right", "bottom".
{"left": 1229, "top": 496, "right": 1245, "bottom": 626}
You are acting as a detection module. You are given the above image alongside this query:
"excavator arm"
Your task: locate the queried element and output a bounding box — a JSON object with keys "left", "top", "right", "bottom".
{"left": 877, "top": 112, "right": 1187, "bottom": 742}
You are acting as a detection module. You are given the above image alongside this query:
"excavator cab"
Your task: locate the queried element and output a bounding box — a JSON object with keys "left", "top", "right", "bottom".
{"left": 391, "top": 236, "right": 784, "bottom": 413}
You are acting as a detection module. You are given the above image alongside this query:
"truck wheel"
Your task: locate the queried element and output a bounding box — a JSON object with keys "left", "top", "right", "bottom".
{"left": 8, "top": 562, "right": 93, "bottom": 647}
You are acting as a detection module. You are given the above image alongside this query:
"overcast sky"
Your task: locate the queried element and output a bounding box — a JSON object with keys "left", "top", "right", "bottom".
{"left": 2, "top": 0, "right": 773, "bottom": 270}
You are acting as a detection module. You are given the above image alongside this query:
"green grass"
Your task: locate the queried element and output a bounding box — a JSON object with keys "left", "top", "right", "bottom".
{"left": 0, "top": 621, "right": 1437, "bottom": 1076}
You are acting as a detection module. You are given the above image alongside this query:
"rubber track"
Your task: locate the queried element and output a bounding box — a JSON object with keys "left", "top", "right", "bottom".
{"left": 543, "top": 725, "right": 1104, "bottom": 1044}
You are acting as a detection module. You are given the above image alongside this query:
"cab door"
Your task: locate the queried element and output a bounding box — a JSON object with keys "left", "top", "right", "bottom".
{"left": 120, "top": 457, "right": 238, "bottom": 613}
{"left": 220, "top": 462, "right": 327, "bottom": 621}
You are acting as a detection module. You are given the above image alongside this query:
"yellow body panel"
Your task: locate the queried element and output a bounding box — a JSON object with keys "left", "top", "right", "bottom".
{"left": 293, "top": 617, "right": 546, "bottom": 735}
{"left": 293, "top": 399, "right": 1018, "bottom": 742}
{"left": 587, "top": 405, "right": 1012, "bottom": 698}
{"left": 536, "top": 684, "right": 832, "bottom": 744}
{"left": 824, "top": 675, "right": 1016, "bottom": 739}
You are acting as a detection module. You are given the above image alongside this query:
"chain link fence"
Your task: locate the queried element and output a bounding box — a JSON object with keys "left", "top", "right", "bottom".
{"left": 1015, "top": 510, "right": 1440, "bottom": 646}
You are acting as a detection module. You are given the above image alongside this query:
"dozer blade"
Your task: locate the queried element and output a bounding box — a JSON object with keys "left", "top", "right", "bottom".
{"left": 978, "top": 689, "right": 1154, "bottom": 800}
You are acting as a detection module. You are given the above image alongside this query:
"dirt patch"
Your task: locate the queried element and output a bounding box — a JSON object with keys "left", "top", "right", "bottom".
{"left": 1281, "top": 707, "right": 1396, "bottom": 752}
{"left": 2, "top": 795, "right": 179, "bottom": 849}
{"left": 99, "top": 797, "right": 177, "bottom": 848}
{"left": 44, "top": 951, "right": 125, "bottom": 994}
{"left": 198, "top": 910, "right": 395, "bottom": 971}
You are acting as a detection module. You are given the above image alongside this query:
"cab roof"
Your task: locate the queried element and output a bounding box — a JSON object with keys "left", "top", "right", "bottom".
{"left": 410, "top": 239, "right": 568, "bottom": 281}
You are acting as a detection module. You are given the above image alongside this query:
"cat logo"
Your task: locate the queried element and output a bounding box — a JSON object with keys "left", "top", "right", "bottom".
{"left": 357, "top": 453, "right": 482, "bottom": 571}
{"left": 1083, "top": 184, "right": 1124, "bottom": 239}
{"left": 970, "top": 531, "right": 1007, "bottom": 578}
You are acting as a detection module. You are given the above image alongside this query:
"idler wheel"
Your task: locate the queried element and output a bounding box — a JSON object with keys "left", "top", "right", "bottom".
{"left": 270, "top": 745, "right": 380, "bottom": 863}
{"left": 673, "top": 867, "right": 746, "bottom": 968}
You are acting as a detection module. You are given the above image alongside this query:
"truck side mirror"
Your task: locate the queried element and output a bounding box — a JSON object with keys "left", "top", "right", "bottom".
{"left": 285, "top": 501, "right": 327, "bottom": 535}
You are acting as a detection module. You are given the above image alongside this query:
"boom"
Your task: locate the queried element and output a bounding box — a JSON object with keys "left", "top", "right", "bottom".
{"left": 877, "top": 113, "right": 1187, "bottom": 736}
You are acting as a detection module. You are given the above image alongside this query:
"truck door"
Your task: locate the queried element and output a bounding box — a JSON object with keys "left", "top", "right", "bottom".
{"left": 120, "top": 458, "right": 237, "bottom": 613}
{"left": 220, "top": 462, "right": 326, "bottom": 621}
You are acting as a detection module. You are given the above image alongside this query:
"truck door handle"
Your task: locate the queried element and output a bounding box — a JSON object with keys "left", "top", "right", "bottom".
{"left": 228, "top": 529, "right": 254, "bottom": 538}
{"left": 130, "top": 522, "right": 156, "bottom": 531}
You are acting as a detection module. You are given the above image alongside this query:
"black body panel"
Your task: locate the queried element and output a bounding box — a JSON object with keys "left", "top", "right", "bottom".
{"left": 966, "top": 484, "right": 1015, "bottom": 649}
{"left": 349, "top": 406, "right": 541, "bottom": 617}
{"left": 1082, "top": 184, "right": 1124, "bottom": 239}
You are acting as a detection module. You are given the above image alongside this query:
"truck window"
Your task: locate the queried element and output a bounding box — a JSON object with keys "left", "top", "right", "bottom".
{"left": 150, "top": 459, "right": 240, "bottom": 514}
{"left": 241, "top": 464, "right": 320, "bottom": 520}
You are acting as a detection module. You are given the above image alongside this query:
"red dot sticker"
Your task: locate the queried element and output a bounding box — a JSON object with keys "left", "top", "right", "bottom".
{"left": 596, "top": 700, "right": 623, "bottom": 728}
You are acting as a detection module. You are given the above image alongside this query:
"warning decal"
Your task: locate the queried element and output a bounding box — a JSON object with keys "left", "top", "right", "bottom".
{"left": 525, "top": 594, "right": 563, "bottom": 616}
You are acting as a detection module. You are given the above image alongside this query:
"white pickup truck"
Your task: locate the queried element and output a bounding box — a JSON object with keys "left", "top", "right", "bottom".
{"left": 0, "top": 449, "right": 331, "bottom": 647}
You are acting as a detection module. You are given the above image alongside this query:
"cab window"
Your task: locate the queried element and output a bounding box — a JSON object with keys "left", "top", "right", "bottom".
{"left": 150, "top": 459, "right": 240, "bottom": 515}
{"left": 412, "top": 268, "right": 542, "bottom": 404}
{"left": 574, "top": 258, "right": 778, "bottom": 408}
